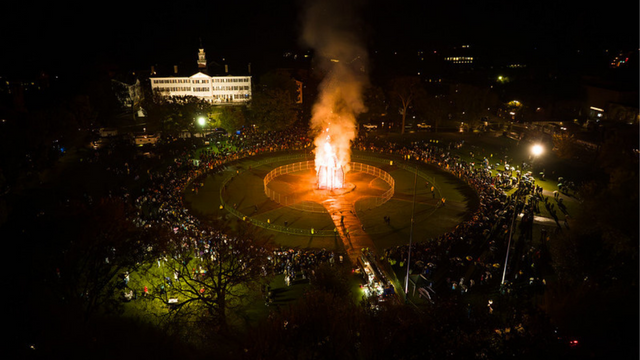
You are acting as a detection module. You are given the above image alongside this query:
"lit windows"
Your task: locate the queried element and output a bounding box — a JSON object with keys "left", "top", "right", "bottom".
{"left": 444, "top": 57, "right": 474, "bottom": 64}
{"left": 150, "top": 75, "right": 251, "bottom": 102}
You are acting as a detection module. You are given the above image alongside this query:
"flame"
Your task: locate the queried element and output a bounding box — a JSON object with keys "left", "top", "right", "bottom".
{"left": 315, "top": 127, "right": 345, "bottom": 190}
{"left": 301, "top": 0, "right": 368, "bottom": 192}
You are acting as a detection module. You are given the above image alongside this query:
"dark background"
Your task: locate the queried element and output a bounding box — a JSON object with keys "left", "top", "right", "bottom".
{"left": 2, "top": 0, "right": 637, "bottom": 77}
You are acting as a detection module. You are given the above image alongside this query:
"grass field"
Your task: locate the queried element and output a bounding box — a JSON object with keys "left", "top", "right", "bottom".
{"left": 116, "top": 131, "right": 585, "bottom": 334}
{"left": 183, "top": 150, "right": 478, "bottom": 254}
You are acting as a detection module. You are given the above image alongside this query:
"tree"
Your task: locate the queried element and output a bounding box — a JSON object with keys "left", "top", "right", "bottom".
{"left": 144, "top": 93, "right": 213, "bottom": 136}
{"left": 39, "top": 198, "right": 160, "bottom": 324}
{"left": 389, "top": 76, "right": 425, "bottom": 134}
{"left": 544, "top": 131, "right": 639, "bottom": 358}
{"left": 212, "top": 106, "right": 246, "bottom": 132}
{"left": 546, "top": 194, "right": 638, "bottom": 358}
{"left": 550, "top": 129, "right": 639, "bottom": 285}
{"left": 244, "top": 262, "right": 363, "bottom": 359}
{"left": 258, "top": 70, "right": 300, "bottom": 96}
{"left": 418, "top": 92, "right": 450, "bottom": 133}
{"left": 247, "top": 88, "right": 299, "bottom": 131}
{"left": 360, "top": 84, "right": 387, "bottom": 126}
{"left": 247, "top": 71, "right": 300, "bottom": 131}
{"left": 141, "top": 88, "right": 168, "bottom": 133}
{"left": 448, "top": 84, "right": 500, "bottom": 132}
{"left": 145, "top": 224, "right": 271, "bottom": 332}
{"left": 552, "top": 132, "right": 578, "bottom": 160}
{"left": 597, "top": 125, "right": 639, "bottom": 183}
{"left": 173, "top": 96, "right": 213, "bottom": 137}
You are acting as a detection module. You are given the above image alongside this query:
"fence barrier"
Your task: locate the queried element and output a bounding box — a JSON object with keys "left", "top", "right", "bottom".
{"left": 216, "top": 151, "right": 440, "bottom": 236}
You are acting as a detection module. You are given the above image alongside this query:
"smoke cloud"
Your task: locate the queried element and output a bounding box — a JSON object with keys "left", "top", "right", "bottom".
{"left": 299, "top": 0, "right": 369, "bottom": 173}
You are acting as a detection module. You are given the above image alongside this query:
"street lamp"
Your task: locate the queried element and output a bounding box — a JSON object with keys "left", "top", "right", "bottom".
{"left": 530, "top": 143, "right": 544, "bottom": 178}
{"left": 501, "top": 143, "right": 545, "bottom": 286}
{"left": 531, "top": 144, "right": 544, "bottom": 157}
{"left": 197, "top": 116, "right": 207, "bottom": 138}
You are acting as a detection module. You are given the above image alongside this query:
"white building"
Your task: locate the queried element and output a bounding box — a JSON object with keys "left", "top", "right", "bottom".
{"left": 151, "top": 72, "right": 251, "bottom": 104}
{"left": 150, "top": 47, "right": 251, "bottom": 104}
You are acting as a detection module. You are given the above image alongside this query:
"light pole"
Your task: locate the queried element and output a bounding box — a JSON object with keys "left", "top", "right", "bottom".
{"left": 197, "top": 116, "right": 207, "bottom": 139}
{"left": 501, "top": 144, "right": 544, "bottom": 285}
{"left": 530, "top": 143, "right": 544, "bottom": 178}
{"left": 404, "top": 163, "right": 418, "bottom": 300}
{"left": 500, "top": 192, "right": 519, "bottom": 286}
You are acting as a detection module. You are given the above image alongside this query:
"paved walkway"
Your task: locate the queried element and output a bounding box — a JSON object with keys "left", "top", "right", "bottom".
{"left": 321, "top": 195, "right": 376, "bottom": 265}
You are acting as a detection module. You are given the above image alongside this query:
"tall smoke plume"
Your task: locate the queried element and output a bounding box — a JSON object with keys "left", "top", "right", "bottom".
{"left": 299, "top": 0, "right": 369, "bottom": 175}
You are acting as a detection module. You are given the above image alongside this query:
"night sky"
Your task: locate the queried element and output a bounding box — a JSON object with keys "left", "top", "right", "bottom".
{"left": 2, "top": 0, "right": 637, "bottom": 77}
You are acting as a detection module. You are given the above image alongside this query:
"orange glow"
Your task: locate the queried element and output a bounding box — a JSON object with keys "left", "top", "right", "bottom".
{"left": 316, "top": 130, "right": 345, "bottom": 190}
{"left": 308, "top": 61, "right": 364, "bottom": 190}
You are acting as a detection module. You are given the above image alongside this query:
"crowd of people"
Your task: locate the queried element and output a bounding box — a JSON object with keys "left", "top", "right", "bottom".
{"left": 358, "top": 137, "right": 552, "bottom": 301}
{"left": 90, "top": 125, "right": 558, "bottom": 307}
{"left": 122, "top": 127, "right": 345, "bottom": 300}
{"left": 133, "top": 127, "right": 312, "bottom": 231}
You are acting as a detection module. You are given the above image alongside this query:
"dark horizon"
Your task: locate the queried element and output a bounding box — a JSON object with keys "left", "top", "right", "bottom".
{"left": 2, "top": 0, "right": 637, "bottom": 78}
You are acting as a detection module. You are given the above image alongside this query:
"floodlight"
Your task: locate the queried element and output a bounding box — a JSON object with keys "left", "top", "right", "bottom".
{"left": 531, "top": 144, "right": 544, "bottom": 157}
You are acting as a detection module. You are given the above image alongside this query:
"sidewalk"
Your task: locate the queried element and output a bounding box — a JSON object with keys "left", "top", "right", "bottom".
{"left": 324, "top": 196, "right": 376, "bottom": 265}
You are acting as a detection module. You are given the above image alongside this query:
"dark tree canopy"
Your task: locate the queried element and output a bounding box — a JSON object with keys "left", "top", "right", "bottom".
{"left": 245, "top": 70, "right": 301, "bottom": 131}
{"left": 143, "top": 224, "right": 272, "bottom": 333}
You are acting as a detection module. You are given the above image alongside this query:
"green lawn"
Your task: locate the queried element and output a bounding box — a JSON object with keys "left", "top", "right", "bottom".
{"left": 184, "top": 152, "right": 476, "bottom": 252}
{"left": 111, "top": 131, "right": 591, "bottom": 335}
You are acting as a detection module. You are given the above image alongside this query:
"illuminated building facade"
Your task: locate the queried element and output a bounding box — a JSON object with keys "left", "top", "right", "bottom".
{"left": 150, "top": 47, "right": 252, "bottom": 104}
{"left": 443, "top": 44, "right": 474, "bottom": 65}
{"left": 151, "top": 72, "right": 251, "bottom": 103}
{"left": 444, "top": 56, "right": 474, "bottom": 64}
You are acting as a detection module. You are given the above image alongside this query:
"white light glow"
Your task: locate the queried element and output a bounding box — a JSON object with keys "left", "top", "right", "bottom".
{"left": 531, "top": 144, "right": 544, "bottom": 157}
